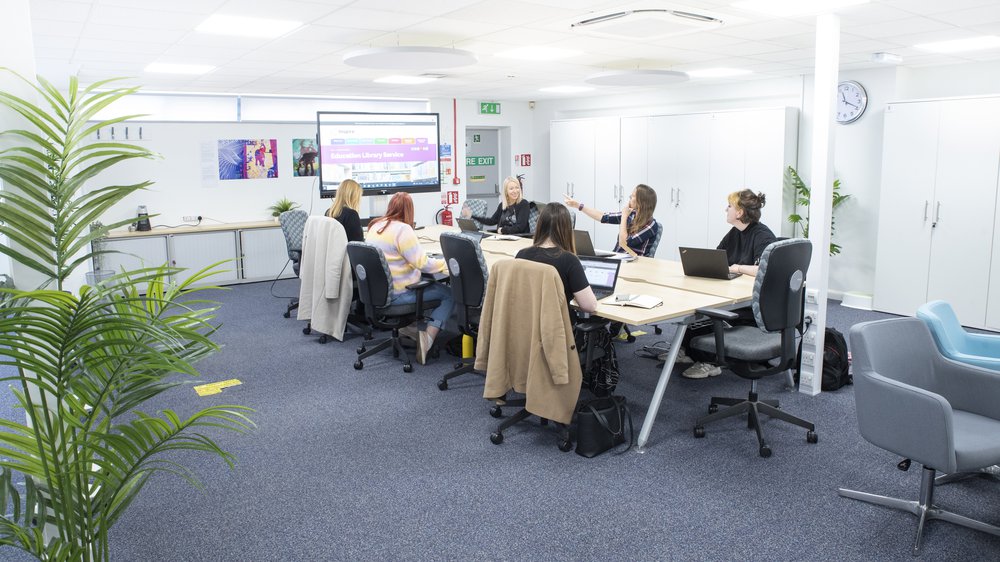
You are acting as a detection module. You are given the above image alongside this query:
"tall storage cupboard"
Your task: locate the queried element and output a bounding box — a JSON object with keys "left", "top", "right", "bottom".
{"left": 873, "top": 96, "right": 1000, "bottom": 328}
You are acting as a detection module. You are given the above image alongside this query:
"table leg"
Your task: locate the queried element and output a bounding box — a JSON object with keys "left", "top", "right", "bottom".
{"left": 636, "top": 323, "right": 687, "bottom": 452}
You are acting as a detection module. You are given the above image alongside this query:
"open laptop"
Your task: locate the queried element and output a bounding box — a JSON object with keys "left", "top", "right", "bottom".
{"left": 456, "top": 218, "right": 489, "bottom": 241}
{"left": 578, "top": 256, "right": 621, "bottom": 300}
{"left": 679, "top": 247, "right": 742, "bottom": 280}
{"left": 574, "top": 230, "right": 617, "bottom": 257}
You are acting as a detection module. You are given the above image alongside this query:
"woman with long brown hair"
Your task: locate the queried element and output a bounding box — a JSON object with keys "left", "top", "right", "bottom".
{"left": 515, "top": 203, "right": 598, "bottom": 315}
{"left": 563, "top": 184, "right": 660, "bottom": 257}
{"left": 366, "top": 192, "right": 454, "bottom": 364}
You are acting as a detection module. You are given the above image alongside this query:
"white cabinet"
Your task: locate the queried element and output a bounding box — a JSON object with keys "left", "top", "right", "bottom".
{"left": 649, "top": 114, "right": 711, "bottom": 260}
{"left": 240, "top": 227, "right": 290, "bottom": 280}
{"left": 100, "top": 237, "right": 169, "bottom": 293}
{"left": 170, "top": 231, "right": 240, "bottom": 286}
{"left": 874, "top": 97, "right": 1000, "bottom": 328}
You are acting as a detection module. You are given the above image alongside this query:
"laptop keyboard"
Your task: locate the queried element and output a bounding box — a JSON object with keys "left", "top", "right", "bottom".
{"left": 594, "top": 288, "right": 614, "bottom": 300}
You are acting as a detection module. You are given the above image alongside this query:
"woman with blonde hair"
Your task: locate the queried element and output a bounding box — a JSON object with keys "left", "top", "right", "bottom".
{"left": 462, "top": 175, "right": 530, "bottom": 235}
{"left": 325, "top": 179, "right": 364, "bottom": 242}
{"left": 366, "top": 193, "right": 454, "bottom": 364}
{"left": 564, "top": 184, "right": 660, "bottom": 257}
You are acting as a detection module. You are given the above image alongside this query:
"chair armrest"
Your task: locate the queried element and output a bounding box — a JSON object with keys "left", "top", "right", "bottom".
{"left": 694, "top": 307, "right": 740, "bottom": 321}
{"left": 406, "top": 279, "right": 433, "bottom": 291}
{"left": 695, "top": 307, "right": 740, "bottom": 365}
{"left": 575, "top": 320, "right": 609, "bottom": 333}
{"left": 935, "top": 359, "right": 1000, "bottom": 419}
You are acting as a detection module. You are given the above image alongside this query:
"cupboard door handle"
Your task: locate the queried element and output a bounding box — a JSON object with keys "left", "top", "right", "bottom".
{"left": 923, "top": 200, "right": 929, "bottom": 221}
{"left": 676, "top": 188, "right": 681, "bottom": 208}
{"left": 670, "top": 188, "right": 675, "bottom": 203}
{"left": 933, "top": 202, "right": 941, "bottom": 227}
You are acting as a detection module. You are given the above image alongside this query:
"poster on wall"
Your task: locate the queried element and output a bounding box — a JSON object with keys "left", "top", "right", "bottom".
{"left": 217, "top": 139, "right": 278, "bottom": 180}
{"left": 291, "top": 138, "right": 318, "bottom": 177}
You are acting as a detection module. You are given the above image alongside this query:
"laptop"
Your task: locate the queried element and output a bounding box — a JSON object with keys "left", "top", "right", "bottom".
{"left": 578, "top": 256, "right": 621, "bottom": 300}
{"left": 456, "top": 218, "right": 489, "bottom": 241}
{"left": 678, "top": 247, "right": 742, "bottom": 280}
{"left": 574, "top": 230, "right": 617, "bottom": 257}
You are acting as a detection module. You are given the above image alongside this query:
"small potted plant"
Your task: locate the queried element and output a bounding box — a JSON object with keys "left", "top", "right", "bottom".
{"left": 268, "top": 197, "right": 300, "bottom": 222}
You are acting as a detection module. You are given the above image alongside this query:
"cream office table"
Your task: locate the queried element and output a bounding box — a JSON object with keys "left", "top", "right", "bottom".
{"left": 416, "top": 224, "right": 753, "bottom": 451}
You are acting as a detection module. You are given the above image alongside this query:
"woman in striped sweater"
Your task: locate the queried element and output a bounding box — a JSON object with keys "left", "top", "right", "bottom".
{"left": 366, "top": 193, "right": 454, "bottom": 364}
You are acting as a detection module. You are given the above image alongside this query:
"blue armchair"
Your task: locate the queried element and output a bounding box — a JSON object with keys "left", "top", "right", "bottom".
{"left": 916, "top": 300, "right": 1000, "bottom": 371}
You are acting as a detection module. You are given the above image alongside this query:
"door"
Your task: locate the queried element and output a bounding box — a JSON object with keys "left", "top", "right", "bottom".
{"left": 240, "top": 227, "right": 291, "bottom": 281}
{"left": 170, "top": 231, "right": 239, "bottom": 286}
{"left": 465, "top": 128, "right": 500, "bottom": 197}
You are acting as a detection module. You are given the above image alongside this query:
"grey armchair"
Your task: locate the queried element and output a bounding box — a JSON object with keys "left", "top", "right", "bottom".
{"left": 840, "top": 317, "right": 1000, "bottom": 555}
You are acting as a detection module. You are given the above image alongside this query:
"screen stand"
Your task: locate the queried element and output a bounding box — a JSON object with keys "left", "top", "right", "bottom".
{"left": 368, "top": 195, "right": 388, "bottom": 219}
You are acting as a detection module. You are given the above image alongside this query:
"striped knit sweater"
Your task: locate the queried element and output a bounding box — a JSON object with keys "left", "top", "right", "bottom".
{"left": 366, "top": 220, "right": 446, "bottom": 296}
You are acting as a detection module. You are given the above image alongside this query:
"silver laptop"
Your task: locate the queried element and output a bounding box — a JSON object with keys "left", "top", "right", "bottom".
{"left": 574, "top": 230, "right": 616, "bottom": 257}
{"left": 578, "top": 256, "right": 621, "bottom": 300}
{"left": 679, "top": 247, "right": 741, "bottom": 280}
{"left": 456, "top": 218, "right": 489, "bottom": 240}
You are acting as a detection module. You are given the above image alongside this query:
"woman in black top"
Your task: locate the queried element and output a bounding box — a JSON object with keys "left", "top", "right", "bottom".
{"left": 325, "top": 179, "right": 364, "bottom": 242}
{"left": 464, "top": 176, "right": 530, "bottom": 235}
{"left": 515, "top": 203, "right": 598, "bottom": 314}
{"left": 717, "top": 189, "right": 777, "bottom": 277}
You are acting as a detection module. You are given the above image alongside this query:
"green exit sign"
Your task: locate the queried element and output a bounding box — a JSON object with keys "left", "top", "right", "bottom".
{"left": 479, "top": 102, "right": 501, "bottom": 115}
{"left": 466, "top": 156, "right": 496, "bottom": 166}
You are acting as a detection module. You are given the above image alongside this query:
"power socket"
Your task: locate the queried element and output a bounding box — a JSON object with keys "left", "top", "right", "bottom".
{"left": 183, "top": 215, "right": 201, "bottom": 222}
{"left": 801, "top": 351, "right": 815, "bottom": 365}
{"left": 803, "top": 328, "right": 816, "bottom": 345}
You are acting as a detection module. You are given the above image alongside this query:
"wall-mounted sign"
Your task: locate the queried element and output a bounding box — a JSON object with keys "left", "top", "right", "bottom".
{"left": 479, "top": 102, "right": 501, "bottom": 115}
{"left": 466, "top": 156, "right": 495, "bottom": 166}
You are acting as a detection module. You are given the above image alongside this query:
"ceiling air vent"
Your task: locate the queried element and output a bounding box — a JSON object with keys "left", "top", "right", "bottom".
{"left": 571, "top": 5, "right": 724, "bottom": 40}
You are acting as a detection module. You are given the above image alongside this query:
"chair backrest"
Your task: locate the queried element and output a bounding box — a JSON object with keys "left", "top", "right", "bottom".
{"left": 527, "top": 201, "right": 546, "bottom": 234}
{"left": 645, "top": 221, "right": 663, "bottom": 257}
{"left": 916, "top": 300, "right": 969, "bottom": 356}
{"left": 346, "top": 242, "right": 393, "bottom": 310}
{"left": 751, "top": 238, "right": 811, "bottom": 333}
{"left": 279, "top": 209, "right": 308, "bottom": 261}
{"left": 463, "top": 198, "right": 489, "bottom": 229}
{"left": 440, "top": 232, "right": 488, "bottom": 334}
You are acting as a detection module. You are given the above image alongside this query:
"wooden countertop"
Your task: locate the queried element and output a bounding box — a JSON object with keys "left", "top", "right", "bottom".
{"left": 103, "top": 220, "right": 279, "bottom": 239}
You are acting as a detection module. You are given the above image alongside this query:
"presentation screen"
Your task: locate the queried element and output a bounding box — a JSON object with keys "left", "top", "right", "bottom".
{"left": 317, "top": 111, "right": 441, "bottom": 198}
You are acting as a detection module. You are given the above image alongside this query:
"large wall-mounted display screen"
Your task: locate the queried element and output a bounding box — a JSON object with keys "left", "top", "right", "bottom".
{"left": 317, "top": 111, "right": 441, "bottom": 198}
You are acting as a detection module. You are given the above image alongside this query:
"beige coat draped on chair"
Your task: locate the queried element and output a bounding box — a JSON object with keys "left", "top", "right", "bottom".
{"left": 475, "top": 259, "right": 582, "bottom": 424}
{"left": 297, "top": 216, "right": 353, "bottom": 341}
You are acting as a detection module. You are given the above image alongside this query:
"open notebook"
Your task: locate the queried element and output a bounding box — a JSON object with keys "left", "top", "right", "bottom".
{"left": 602, "top": 293, "right": 663, "bottom": 309}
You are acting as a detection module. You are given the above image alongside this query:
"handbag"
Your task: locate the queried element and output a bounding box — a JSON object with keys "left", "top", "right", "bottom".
{"left": 575, "top": 395, "right": 633, "bottom": 458}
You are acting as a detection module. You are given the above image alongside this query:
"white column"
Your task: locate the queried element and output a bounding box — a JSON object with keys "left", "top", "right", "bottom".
{"left": 800, "top": 14, "right": 840, "bottom": 396}
{"left": 0, "top": 0, "right": 39, "bottom": 288}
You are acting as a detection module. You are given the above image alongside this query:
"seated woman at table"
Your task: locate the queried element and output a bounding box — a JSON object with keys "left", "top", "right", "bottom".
{"left": 325, "top": 178, "right": 364, "bottom": 242}
{"left": 681, "top": 189, "right": 777, "bottom": 379}
{"left": 462, "top": 175, "right": 530, "bottom": 235}
{"left": 366, "top": 192, "right": 454, "bottom": 364}
{"left": 515, "top": 203, "right": 598, "bottom": 317}
{"left": 563, "top": 183, "right": 660, "bottom": 257}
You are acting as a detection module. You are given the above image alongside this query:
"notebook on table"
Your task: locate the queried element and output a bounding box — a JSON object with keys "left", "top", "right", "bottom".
{"left": 578, "top": 256, "right": 621, "bottom": 300}
{"left": 574, "top": 230, "right": 617, "bottom": 257}
{"left": 678, "top": 247, "right": 742, "bottom": 280}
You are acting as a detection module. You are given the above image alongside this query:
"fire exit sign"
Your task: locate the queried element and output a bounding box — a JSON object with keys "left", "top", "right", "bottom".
{"left": 479, "top": 102, "right": 501, "bottom": 115}
{"left": 466, "top": 156, "right": 496, "bottom": 166}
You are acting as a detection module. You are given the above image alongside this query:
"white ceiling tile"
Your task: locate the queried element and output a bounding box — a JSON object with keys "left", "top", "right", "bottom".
{"left": 882, "top": 0, "right": 1000, "bottom": 16}
{"left": 75, "top": 37, "right": 168, "bottom": 54}
{"left": 847, "top": 16, "right": 955, "bottom": 40}
{"left": 95, "top": 0, "right": 228, "bottom": 14}
{"left": 87, "top": 5, "right": 204, "bottom": 29}
{"left": 929, "top": 4, "right": 1000, "bottom": 27}
{"left": 29, "top": 0, "right": 93, "bottom": 22}
{"left": 311, "top": 7, "right": 431, "bottom": 31}
{"left": 442, "top": 1, "right": 572, "bottom": 26}
{"left": 293, "top": 25, "right": 384, "bottom": 45}
{"left": 356, "top": 0, "right": 483, "bottom": 17}
{"left": 29, "top": 19, "right": 86, "bottom": 37}
{"left": 80, "top": 24, "right": 189, "bottom": 44}
{"left": 715, "top": 20, "right": 814, "bottom": 42}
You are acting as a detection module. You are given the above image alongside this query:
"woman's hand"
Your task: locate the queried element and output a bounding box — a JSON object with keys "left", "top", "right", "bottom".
{"left": 622, "top": 203, "right": 634, "bottom": 216}
{"left": 563, "top": 194, "right": 579, "bottom": 209}
{"left": 461, "top": 206, "right": 472, "bottom": 219}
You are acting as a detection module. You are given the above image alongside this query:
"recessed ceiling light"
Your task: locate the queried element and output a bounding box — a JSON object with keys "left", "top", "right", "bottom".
{"left": 196, "top": 14, "right": 302, "bottom": 38}
{"left": 731, "top": 0, "right": 869, "bottom": 17}
{"left": 686, "top": 68, "right": 752, "bottom": 78}
{"left": 539, "top": 86, "right": 594, "bottom": 94}
{"left": 496, "top": 47, "right": 581, "bottom": 61}
{"left": 144, "top": 63, "right": 215, "bottom": 75}
{"left": 344, "top": 47, "right": 477, "bottom": 69}
{"left": 914, "top": 35, "right": 1000, "bottom": 54}
{"left": 585, "top": 69, "right": 688, "bottom": 86}
{"left": 374, "top": 75, "right": 439, "bottom": 84}
{"left": 870, "top": 52, "right": 903, "bottom": 64}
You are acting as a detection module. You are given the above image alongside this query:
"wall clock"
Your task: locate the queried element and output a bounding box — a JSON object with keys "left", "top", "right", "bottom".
{"left": 836, "top": 80, "right": 868, "bottom": 124}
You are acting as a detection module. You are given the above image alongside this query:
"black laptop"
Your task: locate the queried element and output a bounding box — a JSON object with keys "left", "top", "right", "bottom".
{"left": 574, "top": 230, "right": 616, "bottom": 257}
{"left": 578, "top": 256, "right": 621, "bottom": 300}
{"left": 678, "top": 247, "right": 741, "bottom": 280}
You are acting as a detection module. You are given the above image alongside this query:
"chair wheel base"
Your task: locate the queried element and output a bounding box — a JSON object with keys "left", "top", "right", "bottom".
{"left": 694, "top": 426, "right": 706, "bottom": 438}
{"left": 654, "top": 326, "right": 662, "bottom": 335}
{"left": 490, "top": 405, "right": 503, "bottom": 418}
{"left": 303, "top": 326, "right": 311, "bottom": 335}
{"left": 558, "top": 439, "right": 573, "bottom": 452}
{"left": 708, "top": 404, "right": 719, "bottom": 414}
{"left": 318, "top": 335, "right": 329, "bottom": 344}
{"left": 403, "top": 364, "right": 413, "bottom": 373}
{"left": 437, "top": 380, "right": 448, "bottom": 391}
{"left": 283, "top": 311, "right": 291, "bottom": 318}
{"left": 490, "top": 432, "right": 504, "bottom": 445}
{"left": 807, "top": 431, "right": 818, "bottom": 444}
{"left": 353, "top": 361, "right": 363, "bottom": 370}
{"left": 759, "top": 444, "right": 772, "bottom": 458}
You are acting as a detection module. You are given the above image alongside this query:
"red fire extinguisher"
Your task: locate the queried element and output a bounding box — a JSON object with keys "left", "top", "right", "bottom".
{"left": 437, "top": 204, "right": 453, "bottom": 226}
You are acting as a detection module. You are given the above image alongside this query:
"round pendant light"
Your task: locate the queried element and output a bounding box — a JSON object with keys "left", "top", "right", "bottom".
{"left": 343, "top": 46, "right": 478, "bottom": 70}
{"left": 584, "top": 69, "right": 688, "bottom": 86}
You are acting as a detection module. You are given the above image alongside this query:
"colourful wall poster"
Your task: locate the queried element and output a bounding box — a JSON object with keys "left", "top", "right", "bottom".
{"left": 292, "top": 138, "right": 318, "bottom": 177}
{"left": 218, "top": 139, "right": 278, "bottom": 180}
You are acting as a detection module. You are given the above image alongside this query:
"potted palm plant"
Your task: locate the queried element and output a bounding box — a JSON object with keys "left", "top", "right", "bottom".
{"left": 267, "top": 197, "right": 300, "bottom": 221}
{"left": 786, "top": 165, "right": 852, "bottom": 256}
{"left": 0, "top": 70, "right": 253, "bottom": 560}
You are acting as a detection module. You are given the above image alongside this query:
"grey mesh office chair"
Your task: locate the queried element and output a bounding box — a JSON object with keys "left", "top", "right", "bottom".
{"left": 841, "top": 317, "right": 1000, "bottom": 554}
{"left": 278, "top": 209, "right": 308, "bottom": 318}
{"left": 463, "top": 199, "right": 489, "bottom": 230}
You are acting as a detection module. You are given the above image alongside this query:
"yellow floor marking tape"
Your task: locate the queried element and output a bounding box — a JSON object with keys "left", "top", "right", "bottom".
{"left": 193, "top": 378, "right": 243, "bottom": 397}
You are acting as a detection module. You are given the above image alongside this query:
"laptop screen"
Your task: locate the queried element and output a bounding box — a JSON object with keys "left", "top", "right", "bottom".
{"left": 578, "top": 257, "right": 620, "bottom": 291}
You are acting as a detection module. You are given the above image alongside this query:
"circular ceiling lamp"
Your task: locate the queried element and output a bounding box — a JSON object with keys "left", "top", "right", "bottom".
{"left": 343, "top": 46, "right": 477, "bottom": 70}
{"left": 585, "top": 69, "right": 688, "bottom": 86}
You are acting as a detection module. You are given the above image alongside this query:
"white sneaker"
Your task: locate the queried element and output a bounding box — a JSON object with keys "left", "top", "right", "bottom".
{"left": 417, "top": 331, "right": 434, "bottom": 365}
{"left": 657, "top": 347, "right": 694, "bottom": 364}
{"left": 399, "top": 325, "right": 419, "bottom": 342}
{"left": 682, "top": 362, "right": 722, "bottom": 379}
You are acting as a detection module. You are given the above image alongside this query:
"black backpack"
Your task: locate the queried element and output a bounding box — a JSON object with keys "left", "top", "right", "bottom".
{"left": 795, "top": 327, "right": 853, "bottom": 391}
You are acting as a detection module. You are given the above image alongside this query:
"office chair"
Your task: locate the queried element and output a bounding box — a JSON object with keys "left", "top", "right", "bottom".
{"left": 346, "top": 242, "right": 441, "bottom": 373}
{"left": 436, "top": 232, "right": 489, "bottom": 391}
{"left": 840, "top": 318, "right": 1000, "bottom": 555}
{"left": 476, "top": 259, "right": 582, "bottom": 451}
{"left": 278, "top": 209, "right": 308, "bottom": 319}
{"left": 462, "top": 198, "right": 489, "bottom": 230}
{"left": 916, "top": 300, "right": 1000, "bottom": 371}
{"left": 523, "top": 201, "right": 546, "bottom": 237}
{"left": 689, "top": 238, "right": 817, "bottom": 457}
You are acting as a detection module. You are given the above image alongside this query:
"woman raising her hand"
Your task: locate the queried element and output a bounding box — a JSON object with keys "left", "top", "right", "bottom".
{"left": 564, "top": 184, "right": 659, "bottom": 257}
